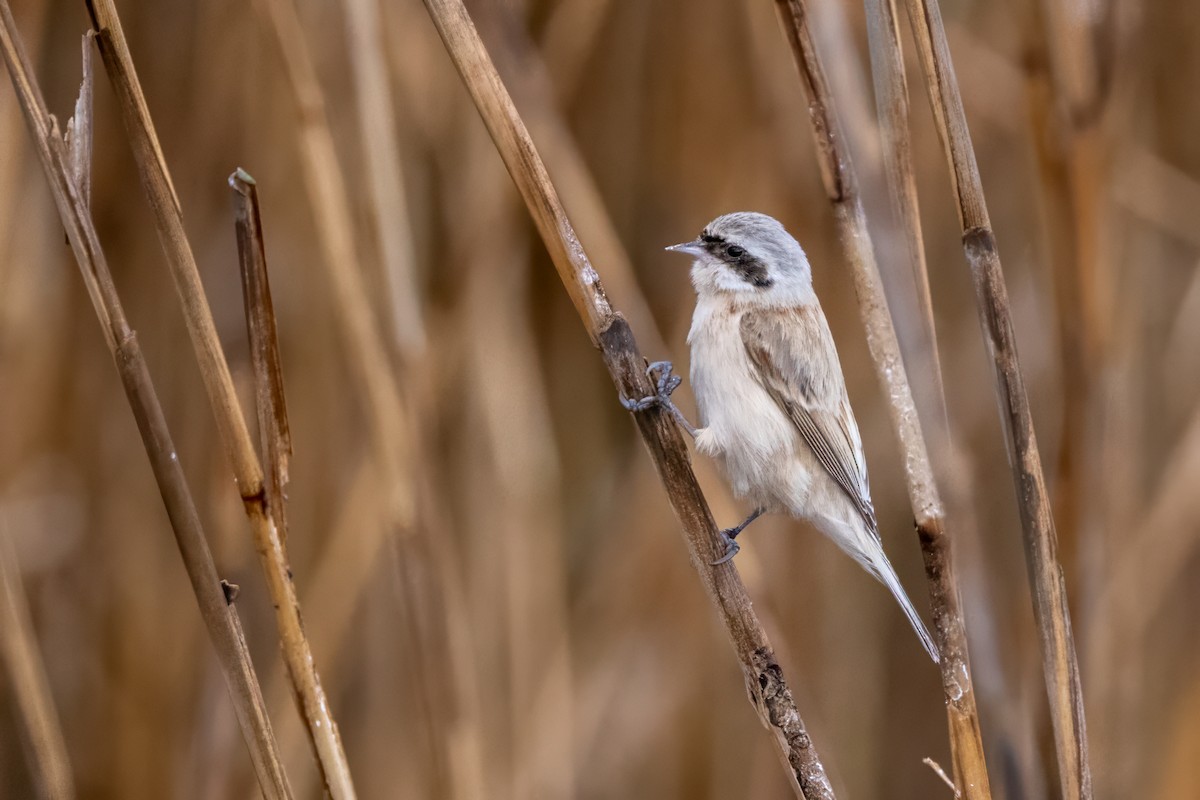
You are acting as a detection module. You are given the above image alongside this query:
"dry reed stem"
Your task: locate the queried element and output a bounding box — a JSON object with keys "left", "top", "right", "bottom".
{"left": 232, "top": 170, "right": 293, "bottom": 549}
{"left": 421, "top": 1, "right": 834, "bottom": 797}
{"left": 860, "top": 0, "right": 945, "bottom": 430}
{"left": 341, "top": 0, "right": 425, "bottom": 358}
{"left": 0, "top": 528, "right": 75, "bottom": 800}
{"left": 223, "top": 169, "right": 358, "bottom": 800}
{"left": 82, "top": 3, "right": 357, "bottom": 795}
{"left": 900, "top": 0, "right": 1093, "bottom": 797}
{"left": 0, "top": 7, "right": 292, "bottom": 796}
{"left": 772, "top": 3, "right": 991, "bottom": 797}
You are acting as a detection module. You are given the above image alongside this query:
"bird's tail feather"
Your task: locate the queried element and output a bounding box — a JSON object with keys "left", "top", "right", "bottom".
{"left": 873, "top": 552, "right": 940, "bottom": 663}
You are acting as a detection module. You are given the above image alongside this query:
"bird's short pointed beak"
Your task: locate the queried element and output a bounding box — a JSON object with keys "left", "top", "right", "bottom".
{"left": 665, "top": 240, "right": 706, "bottom": 257}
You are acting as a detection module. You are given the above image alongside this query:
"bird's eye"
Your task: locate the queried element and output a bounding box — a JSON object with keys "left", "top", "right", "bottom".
{"left": 725, "top": 244, "right": 745, "bottom": 259}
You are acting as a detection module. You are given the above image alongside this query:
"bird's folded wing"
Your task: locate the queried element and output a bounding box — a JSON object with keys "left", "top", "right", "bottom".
{"left": 740, "top": 307, "right": 878, "bottom": 535}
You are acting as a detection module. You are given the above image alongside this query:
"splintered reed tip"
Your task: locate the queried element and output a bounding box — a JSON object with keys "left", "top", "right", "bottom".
{"left": 230, "top": 167, "right": 257, "bottom": 189}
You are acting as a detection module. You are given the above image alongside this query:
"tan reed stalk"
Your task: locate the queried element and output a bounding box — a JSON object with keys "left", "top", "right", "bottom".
{"left": 772, "top": 4, "right": 992, "bottom": 797}
{"left": 0, "top": 7, "right": 292, "bottom": 796}
{"left": 341, "top": 0, "right": 425, "bottom": 358}
{"left": 860, "top": 0, "right": 945, "bottom": 427}
{"left": 82, "top": 3, "right": 357, "bottom": 796}
{"left": 898, "top": 0, "right": 1093, "bottom": 797}
{"left": 420, "top": 1, "right": 835, "bottom": 797}
{"left": 0, "top": 528, "right": 75, "bottom": 800}
{"left": 228, "top": 171, "right": 355, "bottom": 798}
{"left": 251, "top": 1, "right": 486, "bottom": 793}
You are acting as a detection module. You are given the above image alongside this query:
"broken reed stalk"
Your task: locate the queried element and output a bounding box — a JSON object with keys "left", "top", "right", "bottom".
{"left": 0, "top": 530, "right": 75, "bottom": 800}
{"left": 899, "top": 0, "right": 1092, "bottom": 797}
{"left": 64, "top": 32, "right": 92, "bottom": 212}
{"left": 231, "top": 170, "right": 293, "bottom": 550}
{"left": 83, "top": 3, "right": 357, "bottom": 797}
{"left": 229, "top": 172, "right": 358, "bottom": 798}
{"left": 0, "top": 6, "right": 292, "bottom": 797}
{"left": 772, "top": 4, "right": 991, "bottom": 798}
{"left": 421, "top": 1, "right": 834, "bottom": 798}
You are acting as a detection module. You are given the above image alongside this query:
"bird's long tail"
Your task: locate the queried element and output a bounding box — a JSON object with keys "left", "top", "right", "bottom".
{"left": 873, "top": 552, "right": 940, "bottom": 663}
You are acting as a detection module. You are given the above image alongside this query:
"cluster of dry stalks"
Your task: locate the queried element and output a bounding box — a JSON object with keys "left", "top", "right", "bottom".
{"left": 1, "top": 0, "right": 1196, "bottom": 798}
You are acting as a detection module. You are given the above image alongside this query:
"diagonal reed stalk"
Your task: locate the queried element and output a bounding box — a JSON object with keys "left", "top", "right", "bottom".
{"left": 772, "top": 3, "right": 992, "bottom": 797}
{"left": 0, "top": 6, "right": 292, "bottom": 797}
{"left": 421, "top": 1, "right": 834, "bottom": 798}
{"left": 899, "top": 0, "right": 1093, "bottom": 797}
{"left": 82, "top": 3, "right": 357, "bottom": 797}
{"left": 0, "top": 527, "right": 75, "bottom": 800}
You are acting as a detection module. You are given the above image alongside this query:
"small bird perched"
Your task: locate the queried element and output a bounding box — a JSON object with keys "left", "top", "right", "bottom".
{"left": 624, "top": 211, "right": 939, "bottom": 662}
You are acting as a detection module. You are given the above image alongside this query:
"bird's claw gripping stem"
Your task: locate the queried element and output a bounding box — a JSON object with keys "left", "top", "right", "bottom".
{"left": 712, "top": 530, "right": 741, "bottom": 565}
{"left": 620, "top": 361, "right": 696, "bottom": 437}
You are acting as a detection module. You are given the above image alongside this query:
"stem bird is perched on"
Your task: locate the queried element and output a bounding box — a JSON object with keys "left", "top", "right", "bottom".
{"left": 624, "top": 211, "right": 939, "bottom": 662}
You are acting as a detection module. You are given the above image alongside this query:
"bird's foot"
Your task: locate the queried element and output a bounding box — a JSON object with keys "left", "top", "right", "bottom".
{"left": 619, "top": 361, "right": 682, "bottom": 412}
{"left": 711, "top": 529, "right": 741, "bottom": 565}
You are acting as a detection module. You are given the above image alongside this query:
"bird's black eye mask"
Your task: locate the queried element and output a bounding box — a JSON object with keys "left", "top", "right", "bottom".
{"left": 700, "top": 233, "right": 773, "bottom": 288}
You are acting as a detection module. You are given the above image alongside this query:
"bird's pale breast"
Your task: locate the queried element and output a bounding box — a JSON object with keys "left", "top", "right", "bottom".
{"left": 687, "top": 298, "right": 807, "bottom": 507}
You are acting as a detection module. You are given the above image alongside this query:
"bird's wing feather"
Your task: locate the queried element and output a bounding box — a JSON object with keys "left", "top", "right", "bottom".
{"left": 740, "top": 306, "right": 878, "bottom": 536}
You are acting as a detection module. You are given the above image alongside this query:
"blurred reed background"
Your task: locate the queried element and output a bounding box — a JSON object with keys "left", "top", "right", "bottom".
{"left": 1, "top": 0, "right": 1197, "bottom": 797}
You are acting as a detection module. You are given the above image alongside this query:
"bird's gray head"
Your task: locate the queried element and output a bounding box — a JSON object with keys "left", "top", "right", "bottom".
{"left": 666, "top": 212, "right": 812, "bottom": 301}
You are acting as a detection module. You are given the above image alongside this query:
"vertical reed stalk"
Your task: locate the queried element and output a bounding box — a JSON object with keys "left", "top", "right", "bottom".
{"left": 899, "top": 0, "right": 1092, "bottom": 796}
{"left": 232, "top": 170, "right": 292, "bottom": 549}
{"left": 772, "top": 3, "right": 992, "bottom": 797}
{"left": 0, "top": 6, "right": 291, "bottom": 796}
{"left": 421, "top": 1, "right": 835, "bottom": 797}
{"left": 82, "top": 3, "right": 357, "bottom": 796}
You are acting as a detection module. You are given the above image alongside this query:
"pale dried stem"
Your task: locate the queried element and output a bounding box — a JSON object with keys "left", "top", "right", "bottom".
{"left": 83, "top": 2, "right": 356, "bottom": 796}
{"left": 0, "top": 6, "right": 291, "bottom": 795}
{"left": 861, "top": 0, "right": 946, "bottom": 433}
{"left": 341, "top": 0, "right": 425, "bottom": 358}
{"left": 0, "top": 528, "right": 75, "bottom": 800}
{"left": 899, "top": 0, "right": 1093, "bottom": 797}
{"left": 421, "top": 1, "right": 834, "bottom": 797}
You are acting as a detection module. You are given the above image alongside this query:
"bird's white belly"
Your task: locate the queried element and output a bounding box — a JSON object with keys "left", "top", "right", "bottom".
{"left": 688, "top": 306, "right": 807, "bottom": 508}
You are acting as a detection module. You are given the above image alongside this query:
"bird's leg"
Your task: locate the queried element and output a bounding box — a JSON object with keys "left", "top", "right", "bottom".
{"left": 712, "top": 507, "right": 765, "bottom": 565}
{"left": 620, "top": 361, "right": 697, "bottom": 438}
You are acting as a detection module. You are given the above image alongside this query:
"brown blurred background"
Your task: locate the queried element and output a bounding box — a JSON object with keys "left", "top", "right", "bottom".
{"left": 2, "top": 0, "right": 1198, "bottom": 797}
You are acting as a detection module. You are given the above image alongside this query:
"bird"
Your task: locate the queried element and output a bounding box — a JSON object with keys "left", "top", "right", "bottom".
{"left": 622, "top": 211, "right": 939, "bottom": 662}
